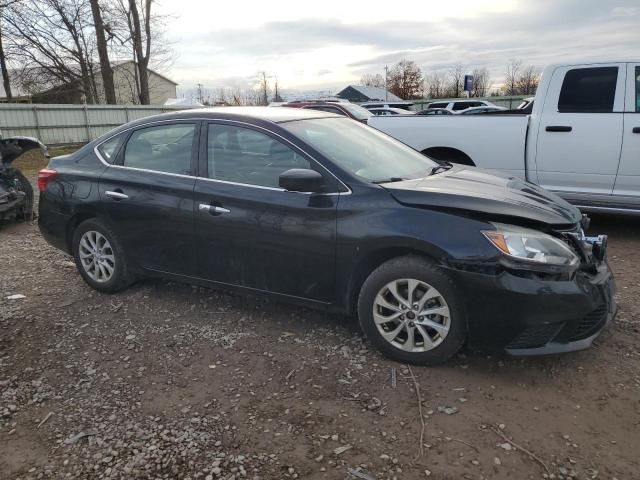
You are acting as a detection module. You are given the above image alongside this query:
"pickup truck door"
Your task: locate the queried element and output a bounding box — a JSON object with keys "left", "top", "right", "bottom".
{"left": 612, "top": 64, "right": 640, "bottom": 208}
{"left": 535, "top": 63, "right": 625, "bottom": 201}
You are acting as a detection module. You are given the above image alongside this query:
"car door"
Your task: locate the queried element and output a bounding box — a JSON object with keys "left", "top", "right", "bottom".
{"left": 98, "top": 120, "right": 199, "bottom": 276}
{"left": 612, "top": 63, "right": 640, "bottom": 206}
{"left": 535, "top": 64, "right": 625, "bottom": 199}
{"left": 193, "top": 121, "right": 340, "bottom": 302}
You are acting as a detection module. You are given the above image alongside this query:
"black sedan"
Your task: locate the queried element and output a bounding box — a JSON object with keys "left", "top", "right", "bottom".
{"left": 38, "top": 107, "right": 616, "bottom": 364}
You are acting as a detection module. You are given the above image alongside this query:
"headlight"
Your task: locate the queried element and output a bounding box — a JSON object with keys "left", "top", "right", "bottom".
{"left": 482, "top": 223, "right": 579, "bottom": 267}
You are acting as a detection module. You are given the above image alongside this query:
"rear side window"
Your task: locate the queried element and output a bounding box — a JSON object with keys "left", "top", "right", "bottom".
{"left": 452, "top": 102, "right": 473, "bottom": 111}
{"left": 558, "top": 67, "right": 618, "bottom": 113}
{"left": 123, "top": 123, "right": 196, "bottom": 175}
{"left": 428, "top": 102, "right": 447, "bottom": 109}
{"left": 636, "top": 66, "right": 640, "bottom": 112}
{"left": 97, "top": 133, "right": 126, "bottom": 164}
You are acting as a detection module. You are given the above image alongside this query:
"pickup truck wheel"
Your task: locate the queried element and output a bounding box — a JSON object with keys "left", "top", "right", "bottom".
{"left": 72, "top": 218, "right": 133, "bottom": 293}
{"left": 358, "top": 256, "right": 466, "bottom": 365}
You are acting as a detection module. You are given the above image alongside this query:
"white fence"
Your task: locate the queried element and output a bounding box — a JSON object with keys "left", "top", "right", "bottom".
{"left": 0, "top": 103, "right": 192, "bottom": 145}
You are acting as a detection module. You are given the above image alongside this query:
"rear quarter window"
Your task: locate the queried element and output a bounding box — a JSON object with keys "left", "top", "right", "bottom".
{"left": 97, "top": 133, "right": 127, "bottom": 164}
{"left": 558, "top": 67, "right": 618, "bottom": 113}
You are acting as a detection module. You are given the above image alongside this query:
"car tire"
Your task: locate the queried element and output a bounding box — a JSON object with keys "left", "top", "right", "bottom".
{"left": 72, "top": 218, "right": 133, "bottom": 293}
{"left": 357, "top": 255, "right": 466, "bottom": 365}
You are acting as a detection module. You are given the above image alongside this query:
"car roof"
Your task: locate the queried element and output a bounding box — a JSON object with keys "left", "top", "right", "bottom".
{"left": 123, "top": 106, "right": 340, "bottom": 128}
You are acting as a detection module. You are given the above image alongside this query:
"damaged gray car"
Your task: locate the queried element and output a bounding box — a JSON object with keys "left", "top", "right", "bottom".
{"left": 0, "top": 135, "right": 47, "bottom": 222}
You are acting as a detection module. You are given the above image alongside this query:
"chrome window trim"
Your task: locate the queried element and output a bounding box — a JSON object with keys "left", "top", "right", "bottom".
{"left": 93, "top": 116, "right": 352, "bottom": 196}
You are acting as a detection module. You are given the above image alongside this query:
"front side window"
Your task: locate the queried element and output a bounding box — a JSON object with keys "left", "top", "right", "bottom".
{"left": 123, "top": 123, "right": 196, "bottom": 175}
{"left": 428, "top": 102, "right": 447, "bottom": 109}
{"left": 207, "top": 124, "right": 310, "bottom": 188}
{"left": 97, "top": 132, "right": 126, "bottom": 164}
{"left": 558, "top": 67, "right": 618, "bottom": 113}
{"left": 282, "top": 118, "right": 437, "bottom": 183}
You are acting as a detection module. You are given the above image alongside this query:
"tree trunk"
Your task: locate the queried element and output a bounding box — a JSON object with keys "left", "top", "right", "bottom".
{"left": 128, "top": 0, "right": 149, "bottom": 104}
{"left": 89, "top": 0, "right": 116, "bottom": 104}
{"left": 0, "top": 21, "right": 12, "bottom": 101}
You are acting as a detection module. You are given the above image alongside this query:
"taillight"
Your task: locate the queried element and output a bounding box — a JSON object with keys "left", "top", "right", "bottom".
{"left": 37, "top": 169, "right": 58, "bottom": 192}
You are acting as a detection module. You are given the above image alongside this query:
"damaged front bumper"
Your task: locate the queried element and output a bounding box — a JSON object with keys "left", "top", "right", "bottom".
{"left": 447, "top": 222, "right": 616, "bottom": 357}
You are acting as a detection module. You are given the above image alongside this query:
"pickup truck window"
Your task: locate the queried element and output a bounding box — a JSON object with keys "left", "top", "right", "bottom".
{"left": 636, "top": 66, "right": 640, "bottom": 112}
{"left": 558, "top": 67, "right": 618, "bottom": 113}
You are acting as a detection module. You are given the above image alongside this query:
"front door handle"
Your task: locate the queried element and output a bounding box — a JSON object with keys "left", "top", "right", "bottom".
{"left": 199, "top": 203, "right": 230, "bottom": 215}
{"left": 105, "top": 190, "right": 129, "bottom": 200}
{"left": 632, "top": 127, "right": 640, "bottom": 134}
{"left": 546, "top": 125, "right": 572, "bottom": 132}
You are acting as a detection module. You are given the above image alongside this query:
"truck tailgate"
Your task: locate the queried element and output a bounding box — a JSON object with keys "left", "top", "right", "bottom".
{"left": 369, "top": 115, "right": 530, "bottom": 179}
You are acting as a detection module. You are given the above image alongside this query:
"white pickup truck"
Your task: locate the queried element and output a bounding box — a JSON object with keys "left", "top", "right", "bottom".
{"left": 369, "top": 61, "right": 640, "bottom": 214}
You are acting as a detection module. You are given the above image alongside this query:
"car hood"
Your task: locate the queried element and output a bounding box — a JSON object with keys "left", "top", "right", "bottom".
{"left": 382, "top": 166, "right": 582, "bottom": 227}
{"left": 0, "top": 136, "right": 48, "bottom": 165}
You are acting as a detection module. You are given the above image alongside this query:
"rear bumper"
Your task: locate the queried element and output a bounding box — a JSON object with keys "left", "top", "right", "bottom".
{"left": 38, "top": 201, "right": 71, "bottom": 253}
{"left": 448, "top": 261, "right": 616, "bottom": 356}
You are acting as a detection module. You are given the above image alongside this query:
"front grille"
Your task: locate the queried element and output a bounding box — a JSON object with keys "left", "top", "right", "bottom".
{"left": 507, "top": 324, "right": 562, "bottom": 350}
{"left": 569, "top": 304, "right": 608, "bottom": 341}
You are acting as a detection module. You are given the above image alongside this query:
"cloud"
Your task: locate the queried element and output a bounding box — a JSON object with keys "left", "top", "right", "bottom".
{"left": 169, "top": 0, "right": 640, "bottom": 89}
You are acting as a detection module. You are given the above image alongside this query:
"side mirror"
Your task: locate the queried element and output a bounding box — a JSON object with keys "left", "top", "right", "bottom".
{"left": 279, "top": 169, "right": 325, "bottom": 193}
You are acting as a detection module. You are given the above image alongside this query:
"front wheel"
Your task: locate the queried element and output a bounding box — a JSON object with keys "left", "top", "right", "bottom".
{"left": 72, "top": 218, "right": 133, "bottom": 293}
{"left": 357, "top": 255, "right": 466, "bottom": 365}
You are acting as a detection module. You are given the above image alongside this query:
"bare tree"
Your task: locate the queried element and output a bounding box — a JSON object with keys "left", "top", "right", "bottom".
{"left": 257, "top": 71, "right": 270, "bottom": 105}
{"left": 360, "top": 73, "right": 385, "bottom": 88}
{"left": 126, "top": 0, "right": 150, "bottom": 104}
{"left": 0, "top": 18, "right": 11, "bottom": 100}
{"left": 471, "top": 68, "right": 491, "bottom": 97}
{"left": 89, "top": 0, "right": 115, "bottom": 103}
{"left": 4, "top": 0, "right": 99, "bottom": 103}
{"left": 272, "top": 76, "right": 283, "bottom": 102}
{"left": 504, "top": 58, "right": 522, "bottom": 96}
{"left": 516, "top": 65, "right": 540, "bottom": 95}
{"left": 424, "top": 71, "right": 445, "bottom": 98}
{"left": 388, "top": 60, "right": 423, "bottom": 100}
{"left": 0, "top": 0, "right": 22, "bottom": 100}
{"left": 446, "top": 63, "right": 465, "bottom": 98}
{"left": 504, "top": 59, "right": 540, "bottom": 95}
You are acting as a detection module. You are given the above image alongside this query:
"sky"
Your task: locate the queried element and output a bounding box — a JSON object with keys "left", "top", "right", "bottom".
{"left": 159, "top": 0, "right": 640, "bottom": 97}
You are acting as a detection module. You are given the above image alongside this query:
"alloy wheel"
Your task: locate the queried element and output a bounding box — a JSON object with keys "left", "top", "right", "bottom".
{"left": 78, "top": 230, "right": 115, "bottom": 283}
{"left": 373, "top": 278, "right": 451, "bottom": 352}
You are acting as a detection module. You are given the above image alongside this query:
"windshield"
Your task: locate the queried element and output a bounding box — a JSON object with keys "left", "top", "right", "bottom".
{"left": 340, "top": 103, "right": 373, "bottom": 121}
{"left": 281, "top": 118, "right": 437, "bottom": 183}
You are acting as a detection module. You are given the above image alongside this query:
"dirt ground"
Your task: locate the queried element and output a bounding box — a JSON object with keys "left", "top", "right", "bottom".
{"left": 1, "top": 175, "right": 639, "bottom": 480}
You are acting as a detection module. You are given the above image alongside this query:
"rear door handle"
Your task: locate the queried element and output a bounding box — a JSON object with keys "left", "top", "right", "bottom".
{"left": 546, "top": 125, "right": 572, "bottom": 132}
{"left": 199, "top": 203, "right": 230, "bottom": 215}
{"left": 632, "top": 127, "right": 640, "bottom": 134}
{"left": 105, "top": 190, "right": 129, "bottom": 200}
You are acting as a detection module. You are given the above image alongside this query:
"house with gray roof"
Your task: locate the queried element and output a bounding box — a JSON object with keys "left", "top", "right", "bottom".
{"left": 335, "top": 85, "right": 402, "bottom": 103}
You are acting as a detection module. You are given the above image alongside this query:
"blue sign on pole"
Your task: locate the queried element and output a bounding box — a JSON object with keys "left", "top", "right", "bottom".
{"left": 464, "top": 75, "right": 474, "bottom": 92}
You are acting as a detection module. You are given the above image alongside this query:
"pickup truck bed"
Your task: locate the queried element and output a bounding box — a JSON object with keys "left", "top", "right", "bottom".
{"left": 370, "top": 114, "right": 530, "bottom": 178}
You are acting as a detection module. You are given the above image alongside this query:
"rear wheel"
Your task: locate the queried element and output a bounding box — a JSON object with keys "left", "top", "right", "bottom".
{"left": 72, "top": 218, "right": 133, "bottom": 293}
{"left": 358, "top": 255, "right": 466, "bottom": 365}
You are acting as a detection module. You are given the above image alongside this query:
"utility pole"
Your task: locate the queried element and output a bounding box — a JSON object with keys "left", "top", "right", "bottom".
{"left": 197, "top": 83, "right": 204, "bottom": 104}
{"left": 384, "top": 65, "right": 389, "bottom": 101}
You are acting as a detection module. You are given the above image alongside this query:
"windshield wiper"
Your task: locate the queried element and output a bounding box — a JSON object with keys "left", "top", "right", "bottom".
{"left": 429, "top": 161, "right": 453, "bottom": 176}
{"left": 371, "top": 177, "right": 407, "bottom": 184}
